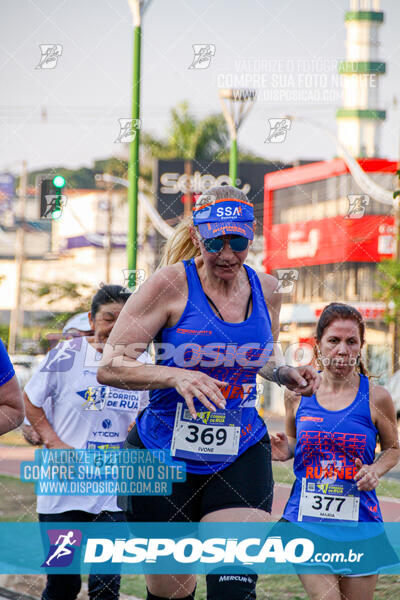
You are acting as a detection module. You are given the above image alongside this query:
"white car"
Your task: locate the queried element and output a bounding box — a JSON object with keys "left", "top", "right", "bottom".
{"left": 10, "top": 354, "right": 44, "bottom": 390}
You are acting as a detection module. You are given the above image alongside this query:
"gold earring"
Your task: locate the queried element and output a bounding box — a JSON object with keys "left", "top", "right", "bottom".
{"left": 315, "top": 345, "right": 324, "bottom": 370}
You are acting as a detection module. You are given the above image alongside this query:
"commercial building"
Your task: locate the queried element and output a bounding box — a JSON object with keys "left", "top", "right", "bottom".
{"left": 263, "top": 157, "right": 397, "bottom": 406}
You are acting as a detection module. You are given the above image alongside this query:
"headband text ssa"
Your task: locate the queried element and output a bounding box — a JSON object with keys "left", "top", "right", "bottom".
{"left": 192, "top": 197, "right": 254, "bottom": 240}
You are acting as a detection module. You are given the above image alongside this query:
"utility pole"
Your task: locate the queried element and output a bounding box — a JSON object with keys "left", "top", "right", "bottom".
{"left": 8, "top": 160, "right": 27, "bottom": 354}
{"left": 127, "top": 0, "right": 152, "bottom": 288}
{"left": 183, "top": 160, "right": 193, "bottom": 218}
{"left": 105, "top": 181, "right": 113, "bottom": 283}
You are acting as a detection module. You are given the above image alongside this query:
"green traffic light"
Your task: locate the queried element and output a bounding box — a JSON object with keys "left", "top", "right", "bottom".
{"left": 51, "top": 208, "right": 63, "bottom": 220}
{"left": 52, "top": 175, "right": 65, "bottom": 188}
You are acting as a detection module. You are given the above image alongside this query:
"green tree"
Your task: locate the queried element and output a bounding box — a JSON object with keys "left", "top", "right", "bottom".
{"left": 377, "top": 260, "right": 400, "bottom": 318}
{"left": 27, "top": 167, "right": 96, "bottom": 189}
{"left": 93, "top": 157, "right": 128, "bottom": 181}
{"left": 142, "top": 101, "right": 229, "bottom": 161}
{"left": 24, "top": 280, "right": 95, "bottom": 327}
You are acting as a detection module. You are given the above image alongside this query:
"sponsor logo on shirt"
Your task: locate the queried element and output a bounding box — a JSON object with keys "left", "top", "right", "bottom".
{"left": 367, "top": 501, "right": 379, "bottom": 517}
{"left": 78, "top": 386, "right": 108, "bottom": 410}
{"left": 78, "top": 387, "right": 140, "bottom": 411}
{"left": 176, "top": 328, "right": 212, "bottom": 335}
{"left": 105, "top": 391, "right": 139, "bottom": 411}
{"left": 91, "top": 429, "right": 119, "bottom": 438}
{"left": 300, "top": 416, "right": 324, "bottom": 422}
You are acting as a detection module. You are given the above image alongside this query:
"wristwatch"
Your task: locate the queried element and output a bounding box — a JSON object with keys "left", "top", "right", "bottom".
{"left": 272, "top": 365, "right": 286, "bottom": 387}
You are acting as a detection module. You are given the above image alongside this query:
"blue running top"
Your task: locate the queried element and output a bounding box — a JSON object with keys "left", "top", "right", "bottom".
{"left": 0, "top": 339, "right": 14, "bottom": 387}
{"left": 283, "top": 374, "right": 382, "bottom": 523}
{"left": 136, "top": 258, "right": 274, "bottom": 474}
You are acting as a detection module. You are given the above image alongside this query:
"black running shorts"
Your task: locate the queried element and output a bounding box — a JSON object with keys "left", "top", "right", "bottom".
{"left": 119, "top": 426, "right": 274, "bottom": 522}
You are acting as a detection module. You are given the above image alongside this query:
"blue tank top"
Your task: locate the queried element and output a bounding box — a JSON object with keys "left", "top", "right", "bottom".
{"left": 283, "top": 374, "right": 382, "bottom": 523}
{"left": 136, "top": 258, "right": 273, "bottom": 474}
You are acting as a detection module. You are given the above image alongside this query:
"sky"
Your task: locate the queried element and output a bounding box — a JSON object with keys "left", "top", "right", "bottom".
{"left": 1, "top": 0, "right": 400, "bottom": 178}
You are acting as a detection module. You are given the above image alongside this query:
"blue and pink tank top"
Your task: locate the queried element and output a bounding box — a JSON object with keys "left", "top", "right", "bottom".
{"left": 136, "top": 258, "right": 273, "bottom": 474}
{"left": 283, "top": 374, "right": 382, "bottom": 523}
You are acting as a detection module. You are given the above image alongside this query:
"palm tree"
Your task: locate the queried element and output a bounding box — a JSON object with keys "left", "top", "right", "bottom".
{"left": 142, "top": 101, "right": 229, "bottom": 162}
{"left": 142, "top": 101, "right": 230, "bottom": 214}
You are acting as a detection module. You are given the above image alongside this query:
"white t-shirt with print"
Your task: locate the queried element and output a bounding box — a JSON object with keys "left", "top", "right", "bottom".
{"left": 24, "top": 336, "right": 151, "bottom": 514}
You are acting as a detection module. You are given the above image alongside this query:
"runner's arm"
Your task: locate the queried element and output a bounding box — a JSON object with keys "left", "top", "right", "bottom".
{"left": 257, "top": 274, "right": 320, "bottom": 396}
{"left": 97, "top": 265, "right": 227, "bottom": 418}
{"left": 270, "top": 389, "right": 298, "bottom": 461}
{"left": 0, "top": 375, "right": 24, "bottom": 435}
{"left": 23, "top": 392, "right": 72, "bottom": 449}
{"left": 355, "top": 386, "right": 400, "bottom": 490}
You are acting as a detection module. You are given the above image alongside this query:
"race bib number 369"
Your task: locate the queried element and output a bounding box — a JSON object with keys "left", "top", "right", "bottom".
{"left": 170, "top": 403, "right": 241, "bottom": 462}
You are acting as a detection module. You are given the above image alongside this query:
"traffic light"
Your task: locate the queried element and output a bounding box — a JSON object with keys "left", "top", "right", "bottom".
{"left": 51, "top": 174, "right": 65, "bottom": 219}
{"left": 37, "top": 174, "right": 66, "bottom": 219}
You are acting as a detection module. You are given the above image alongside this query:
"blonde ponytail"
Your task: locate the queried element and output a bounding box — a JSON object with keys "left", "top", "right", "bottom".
{"left": 158, "top": 216, "right": 200, "bottom": 267}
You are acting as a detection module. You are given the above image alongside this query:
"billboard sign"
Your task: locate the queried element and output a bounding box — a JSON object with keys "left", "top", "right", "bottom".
{"left": 154, "top": 160, "right": 278, "bottom": 224}
{"left": 264, "top": 215, "right": 395, "bottom": 270}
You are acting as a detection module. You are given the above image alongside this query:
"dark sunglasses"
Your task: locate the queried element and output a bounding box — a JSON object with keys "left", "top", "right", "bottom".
{"left": 201, "top": 235, "right": 250, "bottom": 253}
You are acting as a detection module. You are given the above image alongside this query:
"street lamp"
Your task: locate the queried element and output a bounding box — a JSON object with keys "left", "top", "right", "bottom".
{"left": 218, "top": 88, "right": 256, "bottom": 186}
{"left": 126, "top": 0, "right": 152, "bottom": 288}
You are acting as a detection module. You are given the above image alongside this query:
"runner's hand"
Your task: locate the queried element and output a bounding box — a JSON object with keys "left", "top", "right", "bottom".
{"left": 46, "top": 440, "right": 74, "bottom": 450}
{"left": 270, "top": 432, "right": 292, "bottom": 461}
{"left": 354, "top": 458, "right": 380, "bottom": 491}
{"left": 173, "top": 370, "right": 227, "bottom": 419}
{"left": 278, "top": 365, "right": 321, "bottom": 396}
{"left": 21, "top": 424, "right": 43, "bottom": 446}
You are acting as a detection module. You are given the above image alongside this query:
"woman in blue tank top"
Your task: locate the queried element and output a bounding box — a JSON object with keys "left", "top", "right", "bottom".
{"left": 98, "top": 186, "right": 320, "bottom": 600}
{"left": 271, "top": 303, "right": 399, "bottom": 600}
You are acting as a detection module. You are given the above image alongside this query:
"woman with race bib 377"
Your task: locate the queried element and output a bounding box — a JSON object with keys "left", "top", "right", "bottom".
{"left": 271, "top": 303, "right": 400, "bottom": 600}
{"left": 98, "top": 185, "right": 320, "bottom": 600}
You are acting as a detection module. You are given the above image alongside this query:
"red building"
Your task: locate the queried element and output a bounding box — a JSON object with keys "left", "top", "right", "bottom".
{"left": 263, "top": 157, "right": 397, "bottom": 382}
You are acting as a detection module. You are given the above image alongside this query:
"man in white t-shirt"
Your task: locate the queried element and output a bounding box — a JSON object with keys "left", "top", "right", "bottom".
{"left": 22, "top": 312, "right": 93, "bottom": 446}
{"left": 24, "top": 285, "right": 151, "bottom": 600}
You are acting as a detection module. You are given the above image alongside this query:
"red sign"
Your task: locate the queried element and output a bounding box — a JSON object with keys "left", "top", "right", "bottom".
{"left": 264, "top": 215, "right": 394, "bottom": 271}
{"left": 314, "top": 305, "right": 385, "bottom": 321}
